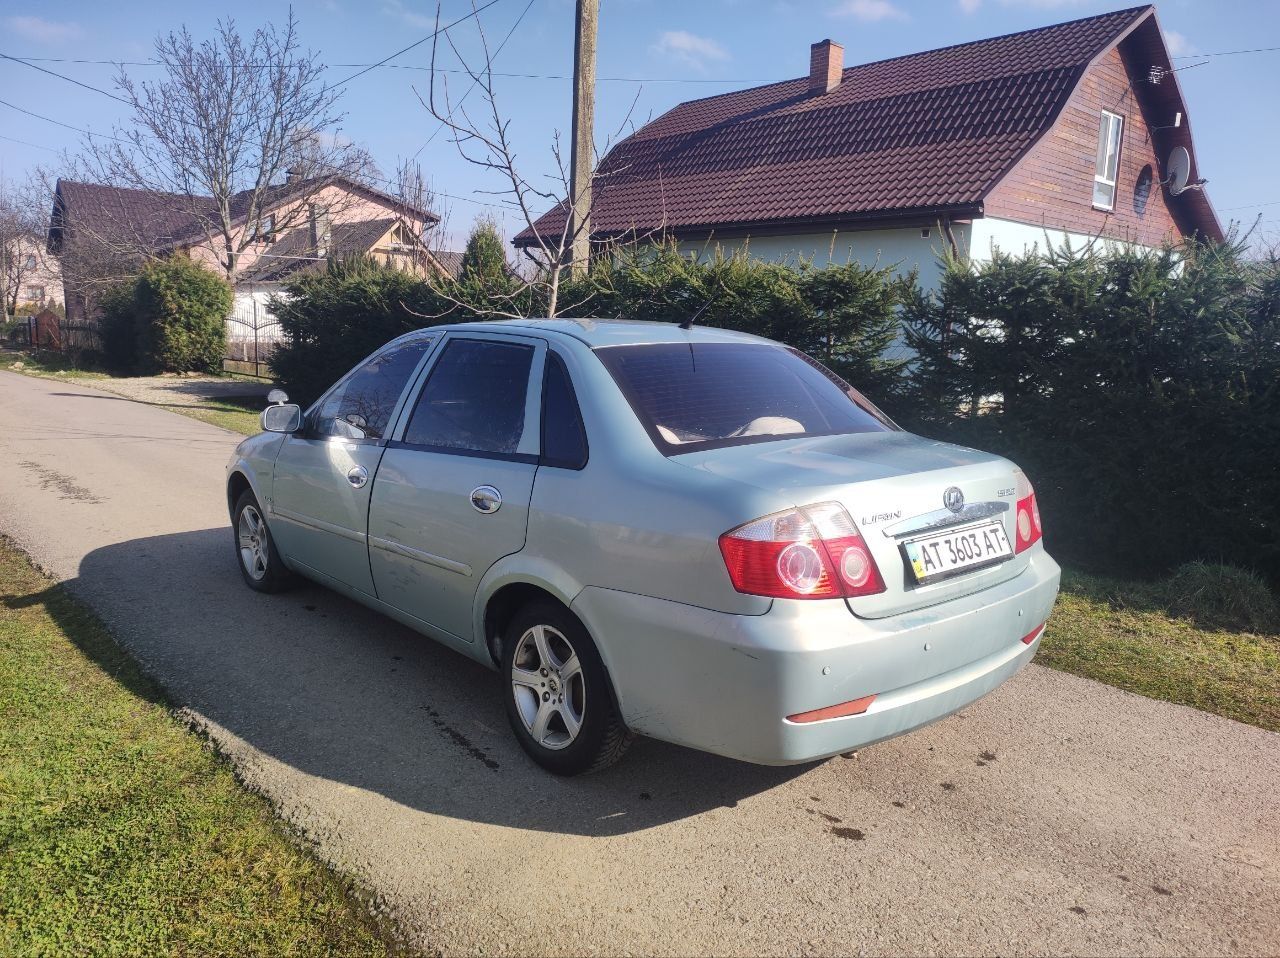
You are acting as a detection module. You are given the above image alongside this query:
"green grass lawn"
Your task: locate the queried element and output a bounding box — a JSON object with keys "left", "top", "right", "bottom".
{"left": 0, "top": 541, "right": 407, "bottom": 956}
{"left": 1043, "top": 568, "right": 1280, "bottom": 732}
{"left": 0, "top": 349, "right": 109, "bottom": 380}
{"left": 169, "top": 395, "right": 263, "bottom": 436}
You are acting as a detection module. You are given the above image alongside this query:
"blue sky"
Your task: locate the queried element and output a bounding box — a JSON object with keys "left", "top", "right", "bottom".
{"left": 1, "top": 0, "right": 1277, "bottom": 248}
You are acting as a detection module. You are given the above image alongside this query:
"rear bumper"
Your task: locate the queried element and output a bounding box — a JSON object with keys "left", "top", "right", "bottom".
{"left": 572, "top": 550, "right": 1060, "bottom": 765}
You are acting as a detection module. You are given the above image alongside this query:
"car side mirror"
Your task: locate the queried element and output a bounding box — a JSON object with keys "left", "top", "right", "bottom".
{"left": 261, "top": 403, "right": 302, "bottom": 433}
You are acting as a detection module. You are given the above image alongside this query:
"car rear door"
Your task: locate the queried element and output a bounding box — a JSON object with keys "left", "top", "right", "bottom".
{"left": 368, "top": 332, "right": 545, "bottom": 642}
{"left": 269, "top": 334, "right": 439, "bottom": 595}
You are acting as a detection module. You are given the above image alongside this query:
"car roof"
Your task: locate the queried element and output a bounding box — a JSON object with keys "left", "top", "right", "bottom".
{"left": 433, "top": 318, "right": 777, "bottom": 349}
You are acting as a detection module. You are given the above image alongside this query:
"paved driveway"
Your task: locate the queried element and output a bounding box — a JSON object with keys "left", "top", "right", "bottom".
{"left": 2, "top": 370, "right": 1276, "bottom": 957}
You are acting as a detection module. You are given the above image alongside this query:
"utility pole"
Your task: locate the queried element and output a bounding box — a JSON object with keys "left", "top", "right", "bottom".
{"left": 568, "top": 0, "right": 597, "bottom": 276}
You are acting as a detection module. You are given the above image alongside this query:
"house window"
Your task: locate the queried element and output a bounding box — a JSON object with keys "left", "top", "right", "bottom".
{"left": 256, "top": 214, "right": 275, "bottom": 244}
{"left": 24, "top": 254, "right": 37, "bottom": 270}
{"left": 1093, "top": 111, "right": 1124, "bottom": 211}
{"left": 23, "top": 286, "right": 45, "bottom": 302}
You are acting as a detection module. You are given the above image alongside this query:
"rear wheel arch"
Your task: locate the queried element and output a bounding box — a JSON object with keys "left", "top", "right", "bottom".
{"left": 484, "top": 581, "right": 565, "bottom": 667}
{"left": 485, "top": 582, "right": 628, "bottom": 724}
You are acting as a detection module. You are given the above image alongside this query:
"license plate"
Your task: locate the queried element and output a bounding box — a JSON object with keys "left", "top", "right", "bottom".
{"left": 903, "top": 521, "right": 1012, "bottom": 582}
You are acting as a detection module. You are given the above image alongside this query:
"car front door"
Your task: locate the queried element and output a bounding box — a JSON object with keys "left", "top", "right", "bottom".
{"left": 368, "top": 333, "right": 544, "bottom": 642}
{"left": 269, "top": 333, "right": 439, "bottom": 595}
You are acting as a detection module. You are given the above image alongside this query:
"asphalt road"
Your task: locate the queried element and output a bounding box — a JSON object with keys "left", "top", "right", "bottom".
{"left": 2, "top": 369, "right": 1277, "bottom": 957}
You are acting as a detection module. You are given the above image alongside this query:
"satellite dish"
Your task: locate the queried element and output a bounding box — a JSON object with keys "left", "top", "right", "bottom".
{"left": 1164, "top": 146, "right": 1191, "bottom": 195}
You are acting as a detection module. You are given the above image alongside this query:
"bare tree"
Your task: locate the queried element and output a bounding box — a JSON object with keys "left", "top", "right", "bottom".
{"left": 389, "top": 158, "right": 451, "bottom": 257}
{"left": 0, "top": 179, "right": 56, "bottom": 320}
{"left": 76, "top": 11, "right": 369, "bottom": 286}
{"left": 416, "top": 2, "right": 647, "bottom": 318}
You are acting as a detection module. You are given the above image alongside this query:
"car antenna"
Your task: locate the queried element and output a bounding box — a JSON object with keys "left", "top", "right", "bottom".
{"left": 680, "top": 281, "right": 721, "bottom": 330}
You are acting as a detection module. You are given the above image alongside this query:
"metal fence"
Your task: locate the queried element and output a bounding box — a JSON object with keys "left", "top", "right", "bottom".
{"left": 224, "top": 298, "right": 282, "bottom": 378}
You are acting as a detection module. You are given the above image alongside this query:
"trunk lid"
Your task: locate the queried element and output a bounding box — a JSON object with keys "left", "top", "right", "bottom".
{"left": 675, "top": 431, "right": 1029, "bottom": 619}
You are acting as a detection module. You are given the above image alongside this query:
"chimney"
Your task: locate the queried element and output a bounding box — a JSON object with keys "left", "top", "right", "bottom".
{"left": 809, "top": 39, "right": 843, "bottom": 95}
{"left": 309, "top": 202, "right": 331, "bottom": 257}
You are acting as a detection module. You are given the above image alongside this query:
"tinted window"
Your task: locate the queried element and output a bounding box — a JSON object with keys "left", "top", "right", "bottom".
{"left": 597, "top": 342, "right": 894, "bottom": 454}
{"left": 312, "top": 338, "right": 433, "bottom": 440}
{"left": 404, "top": 339, "right": 534, "bottom": 454}
{"left": 541, "top": 354, "right": 588, "bottom": 469}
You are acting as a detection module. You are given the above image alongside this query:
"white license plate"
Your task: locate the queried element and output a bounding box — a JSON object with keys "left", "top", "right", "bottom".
{"left": 903, "top": 521, "right": 1012, "bottom": 582}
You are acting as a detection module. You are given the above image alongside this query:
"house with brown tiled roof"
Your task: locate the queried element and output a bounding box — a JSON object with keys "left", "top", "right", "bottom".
{"left": 515, "top": 5, "right": 1221, "bottom": 289}
{"left": 47, "top": 174, "right": 457, "bottom": 340}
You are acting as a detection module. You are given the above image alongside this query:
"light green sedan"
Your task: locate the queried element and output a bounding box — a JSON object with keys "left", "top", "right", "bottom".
{"left": 226, "top": 320, "right": 1059, "bottom": 775}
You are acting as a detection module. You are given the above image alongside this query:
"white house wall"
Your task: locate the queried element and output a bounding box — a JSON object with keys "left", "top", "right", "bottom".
{"left": 968, "top": 217, "right": 1138, "bottom": 263}
{"left": 676, "top": 224, "right": 972, "bottom": 292}
{"left": 676, "top": 218, "right": 1149, "bottom": 291}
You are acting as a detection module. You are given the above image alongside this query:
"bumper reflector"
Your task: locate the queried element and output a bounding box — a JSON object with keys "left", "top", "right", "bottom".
{"left": 1022, "top": 623, "right": 1047, "bottom": 645}
{"left": 786, "top": 694, "right": 877, "bottom": 724}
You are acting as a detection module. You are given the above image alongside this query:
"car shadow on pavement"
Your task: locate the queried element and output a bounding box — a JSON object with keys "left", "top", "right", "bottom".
{"left": 20, "top": 527, "right": 809, "bottom": 837}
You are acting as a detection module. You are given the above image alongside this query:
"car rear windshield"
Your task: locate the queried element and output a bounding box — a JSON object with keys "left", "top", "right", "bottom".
{"left": 596, "top": 342, "right": 895, "bottom": 455}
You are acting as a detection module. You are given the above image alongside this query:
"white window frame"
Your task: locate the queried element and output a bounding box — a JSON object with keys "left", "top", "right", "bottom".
{"left": 1093, "top": 110, "right": 1124, "bottom": 211}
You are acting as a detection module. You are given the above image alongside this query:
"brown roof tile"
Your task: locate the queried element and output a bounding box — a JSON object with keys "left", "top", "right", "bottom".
{"left": 517, "top": 5, "right": 1152, "bottom": 244}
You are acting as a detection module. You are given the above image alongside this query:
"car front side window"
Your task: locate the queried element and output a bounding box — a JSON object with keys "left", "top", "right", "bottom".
{"left": 310, "top": 338, "right": 434, "bottom": 440}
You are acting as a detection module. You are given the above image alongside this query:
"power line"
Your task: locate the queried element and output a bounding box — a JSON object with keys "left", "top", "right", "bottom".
{"left": 331, "top": 0, "right": 506, "bottom": 86}
{"left": 0, "top": 132, "right": 58, "bottom": 153}
{"left": 1171, "top": 45, "right": 1280, "bottom": 59}
{"left": 1220, "top": 199, "right": 1280, "bottom": 213}
{"left": 0, "top": 96, "right": 126, "bottom": 143}
{"left": 412, "top": 0, "right": 537, "bottom": 161}
{"left": 0, "top": 52, "right": 131, "bottom": 104}
{"left": 9, "top": 53, "right": 771, "bottom": 85}
{"left": 2, "top": 56, "right": 156, "bottom": 66}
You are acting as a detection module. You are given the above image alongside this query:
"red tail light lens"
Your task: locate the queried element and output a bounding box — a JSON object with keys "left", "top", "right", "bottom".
{"left": 719, "top": 502, "right": 886, "bottom": 600}
{"left": 1013, "top": 469, "right": 1043, "bottom": 555}
{"left": 1015, "top": 491, "right": 1043, "bottom": 554}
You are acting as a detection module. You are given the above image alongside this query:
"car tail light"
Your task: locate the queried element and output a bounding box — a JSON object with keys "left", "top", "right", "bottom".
{"left": 1013, "top": 472, "right": 1043, "bottom": 555}
{"left": 719, "top": 502, "right": 886, "bottom": 600}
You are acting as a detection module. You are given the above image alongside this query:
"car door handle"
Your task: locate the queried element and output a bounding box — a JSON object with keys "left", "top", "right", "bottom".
{"left": 470, "top": 485, "right": 502, "bottom": 514}
{"left": 347, "top": 465, "right": 369, "bottom": 489}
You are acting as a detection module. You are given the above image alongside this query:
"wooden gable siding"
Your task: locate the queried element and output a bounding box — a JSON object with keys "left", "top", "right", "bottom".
{"left": 984, "top": 44, "right": 1184, "bottom": 246}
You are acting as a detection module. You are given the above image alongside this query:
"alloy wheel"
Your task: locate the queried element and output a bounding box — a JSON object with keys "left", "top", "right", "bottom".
{"left": 237, "top": 504, "right": 269, "bottom": 581}
{"left": 510, "top": 624, "right": 586, "bottom": 750}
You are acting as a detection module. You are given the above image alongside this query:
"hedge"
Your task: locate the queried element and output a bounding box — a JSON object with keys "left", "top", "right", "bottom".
{"left": 266, "top": 231, "right": 1279, "bottom": 582}
{"left": 898, "top": 241, "right": 1279, "bottom": 581}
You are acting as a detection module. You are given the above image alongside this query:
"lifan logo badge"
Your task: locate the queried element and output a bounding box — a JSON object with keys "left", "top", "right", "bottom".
{"left": 943, "top": 487, "right": 965, "bottom": 513}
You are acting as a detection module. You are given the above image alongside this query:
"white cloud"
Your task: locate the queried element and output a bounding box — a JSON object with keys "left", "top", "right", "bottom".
{"left": 829, "top": 0, "right": 908, "bottom": 22}
{"left": 5, "top": 16, "right": 82, "bottom": 45}
{"left": 958, "top": 0, "right": 982, "bottom": 12}
{"left": 651, "top": 30, "right": 730, "bottom": 71}
{"left": 1164, "top": 29, "right": 1194, "bottom": 57}
{"left": 382, "top": 0, "right": 435, "bottom": 29}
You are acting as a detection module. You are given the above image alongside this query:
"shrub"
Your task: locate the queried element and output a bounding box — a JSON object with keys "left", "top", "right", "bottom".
{"left": 1161, "top": 562, "right": 1278, "bottom": 633}
{"left": 270, "top": 256, "right": 442, "bottom": 406}
{"left": 900, "top": 240, "right": 1280, "bottom": 581}
{"left": 98, "top": 281, "right": 140, "bottom": 373}
{"left": 131, "top": 257, "right": 231, "bottom": 374}
{"left": 559, "top": 242, "right": 909, "bottom": 397}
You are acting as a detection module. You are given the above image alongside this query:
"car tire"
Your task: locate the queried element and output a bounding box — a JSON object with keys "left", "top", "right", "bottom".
{"left": 501, "top": 600, "right": 632, "bottom": 776}
{"left": 232, "top": 488, "right": 294, "bottom": 594}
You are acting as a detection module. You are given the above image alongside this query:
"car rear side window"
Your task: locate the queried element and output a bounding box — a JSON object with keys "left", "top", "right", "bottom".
{"left": 596, "top": 342, "right": 894, "bottom": 455}
{"left": 311, "top": 337, "right": 434, "bottom": 440}
{"left": 541, "top": 353, "right": 588, "bottom": 469}
{"left": 403, "top": 338, "right": 535, "bottom": 455}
